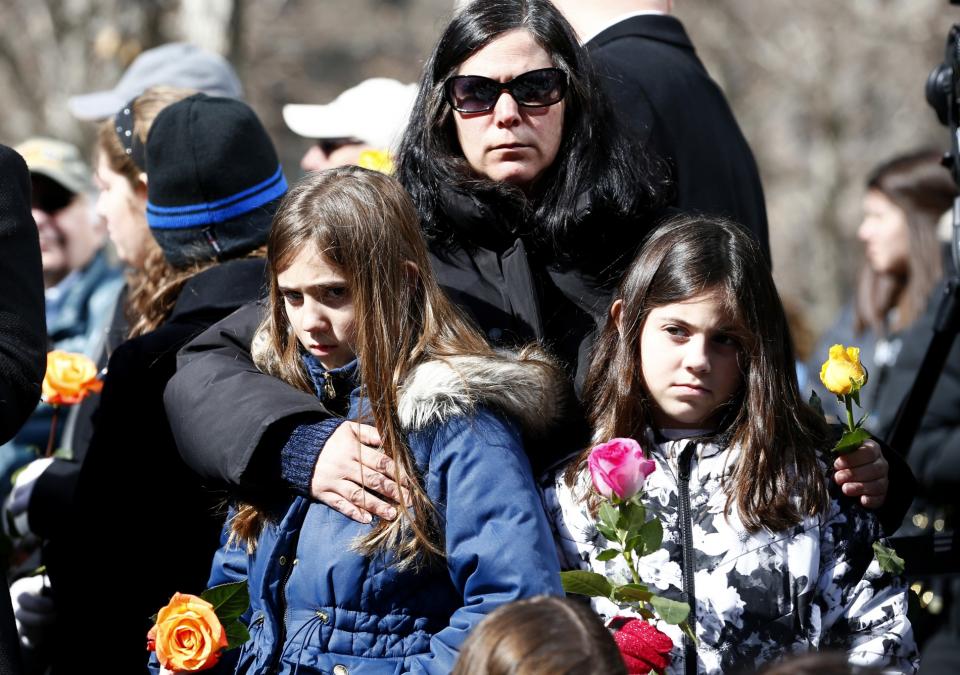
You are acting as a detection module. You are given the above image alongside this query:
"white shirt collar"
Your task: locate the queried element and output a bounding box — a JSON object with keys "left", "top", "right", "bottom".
{"left": 579, "top": 10, "right": 667, "bottom": 45}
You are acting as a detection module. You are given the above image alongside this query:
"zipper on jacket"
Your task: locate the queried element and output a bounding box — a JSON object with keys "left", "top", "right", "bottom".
{"left": 267, "top": 544, "right": 300, "bottom": 674}
{"left": 678, "top": 441, "right": 698, "bottom": 675}
{"left": 321, "top": 371, "right": 336, "bottom": 400}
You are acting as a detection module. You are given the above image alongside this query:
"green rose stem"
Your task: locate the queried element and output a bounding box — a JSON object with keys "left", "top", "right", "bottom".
{"left": 621, "top": 546, "right": 642, "bottom": 586}
{"left": 845, "top": 394, "right": 856, "bottom": 433}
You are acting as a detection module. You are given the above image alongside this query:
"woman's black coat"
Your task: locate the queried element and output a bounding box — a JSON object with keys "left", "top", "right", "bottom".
{"left": 47, "top": 258, "right": 266, "bottom": 675}
{"left": 163, "top": 191, "right": 654, "bottom": 499}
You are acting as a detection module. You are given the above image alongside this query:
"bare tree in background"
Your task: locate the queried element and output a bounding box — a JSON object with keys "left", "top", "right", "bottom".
{"left": 0, "top": 0, "right": 954, "bottom": 337}
{"left": 0, "top": 0, "right": 247, "bottom": 146}
{"left": 675, "top": 0, "right": 950, "bottom": 333}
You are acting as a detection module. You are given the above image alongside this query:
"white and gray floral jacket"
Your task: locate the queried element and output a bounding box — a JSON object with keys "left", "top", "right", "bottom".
{"left": 543, "top": 431, "right": 919, "bottom": 675}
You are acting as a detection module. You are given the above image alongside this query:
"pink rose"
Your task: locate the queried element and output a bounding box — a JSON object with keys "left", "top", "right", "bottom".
{"left": 588, "top": 438, "right": 655, "bottom": 500}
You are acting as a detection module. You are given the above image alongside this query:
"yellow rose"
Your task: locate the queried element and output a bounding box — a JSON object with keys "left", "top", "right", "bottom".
{"left": 357, "top": 148, "right": 395, "bottom": 175}
{"left": 819, "top": 344, "right": 867, "bottom": 396}
{"left": 41, "top": 350, "right": 103, "bottom": 405}
{"left": 149, "top": 593, "right": 227, "bottom": 672}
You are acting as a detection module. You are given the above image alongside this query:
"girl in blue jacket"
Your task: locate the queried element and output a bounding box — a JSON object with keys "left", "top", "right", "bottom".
{"left": 209, "top": 166, "right": 564, "bottom": 674}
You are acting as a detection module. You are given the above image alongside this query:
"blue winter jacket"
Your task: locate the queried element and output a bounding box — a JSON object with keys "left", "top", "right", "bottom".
{"left": 209, "top": 352, "right": 565, "bottom": 674}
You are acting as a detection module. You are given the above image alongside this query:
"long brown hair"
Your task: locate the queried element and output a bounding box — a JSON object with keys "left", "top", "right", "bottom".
{"left": 451, "top": 596, "right": 627, "bottom": 675}
{"left": 855, "top": 149, "right": 956, "bottom": 335}
{"left": 232, "top": 166, "right": 499, "bottom": 567}
{"left": 96, "top": 85, "right": 197, "bottom": 337}
{"left": 568, "top": 215, "right": 830, "bottom": 533}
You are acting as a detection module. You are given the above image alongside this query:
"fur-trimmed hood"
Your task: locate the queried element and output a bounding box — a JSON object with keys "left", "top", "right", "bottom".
{"left": 396, "top": 347, "right": 568, "bottom": 440}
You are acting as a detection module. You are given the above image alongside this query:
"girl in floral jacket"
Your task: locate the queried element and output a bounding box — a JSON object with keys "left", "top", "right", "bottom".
{"left": 544, "top": 215, "right": 918, "bottom": 674}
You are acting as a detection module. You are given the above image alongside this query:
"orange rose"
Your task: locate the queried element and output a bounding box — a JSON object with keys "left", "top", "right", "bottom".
{"left": 149, "top": 593, "right": 228, "bottom": 672}
{"left": 41, "top": 350, "right": 102, "bottom": 405}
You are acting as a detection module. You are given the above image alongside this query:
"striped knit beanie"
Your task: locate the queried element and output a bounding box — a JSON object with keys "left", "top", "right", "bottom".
{"left": 144, "top": 93, "right": 287, "bottom": 268}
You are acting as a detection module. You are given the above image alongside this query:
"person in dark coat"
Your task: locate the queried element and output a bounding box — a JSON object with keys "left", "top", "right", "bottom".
{"left": 0, "top": 143, "right": 45, "bottom": 675}
{"left": 163, "top": 0, "right": 895, "bottom": 537}
{"left": 47, "top": 93, "right": 285, "bottom": 674}
{"left": 552, "top": 0, "right": 770, "bottom": 262}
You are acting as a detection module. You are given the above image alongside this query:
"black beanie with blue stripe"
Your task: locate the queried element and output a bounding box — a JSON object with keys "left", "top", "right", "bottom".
{"left": 145, "top": 93, "right": 287, "bottom": 268}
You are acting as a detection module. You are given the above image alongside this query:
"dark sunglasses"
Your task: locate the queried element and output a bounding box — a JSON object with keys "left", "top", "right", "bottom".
{"left": 444, "top": 67, "right": 567, "bottom": 114}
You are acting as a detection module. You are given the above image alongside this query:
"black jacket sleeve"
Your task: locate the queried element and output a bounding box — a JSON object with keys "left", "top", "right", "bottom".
{"left": 163, "top": 301, "right": 332, "bottom": 490}
{"left": 873, "top": 435, "right": 919, "bottom": 534}
{"left": 0, "top": 144, "right": 45, "bottom": 445}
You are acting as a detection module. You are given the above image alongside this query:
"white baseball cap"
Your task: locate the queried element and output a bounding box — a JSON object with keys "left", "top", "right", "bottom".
{"left": 282, "top": 78, "right": 418, "bottom": 151}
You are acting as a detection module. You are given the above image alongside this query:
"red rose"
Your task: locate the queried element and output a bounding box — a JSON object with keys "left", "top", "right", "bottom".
{"left": 610, "top": 616, "right": 674, "bottom": 675}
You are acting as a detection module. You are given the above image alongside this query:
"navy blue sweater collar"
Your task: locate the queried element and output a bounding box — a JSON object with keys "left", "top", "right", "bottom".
{"left": 301, "top": 353, "right": 360, "bottom": 404}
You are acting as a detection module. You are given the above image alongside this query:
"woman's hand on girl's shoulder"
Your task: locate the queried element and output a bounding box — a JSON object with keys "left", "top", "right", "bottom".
{"left": 832, "top": 439, "right": 889, "bottom": 509}
{"left": 312, "top": 421, "right": 405, "bottom": 523}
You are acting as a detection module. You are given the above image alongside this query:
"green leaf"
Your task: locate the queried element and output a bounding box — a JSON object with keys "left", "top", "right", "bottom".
{"left": 561, "top": 570, "right": 614, "bottom": 598}
{"left": 599, "top": 502, "right": 619, "bottom": 531}
{"left": 873, "top": 541, "right": 905, "bottom": 576}
{"left": 832, "top": 427, "right": 871, "bottom": 455}
{"left": 619, "top": 500, "right": 647, "bottom": 536}
{"left": 649, "top": 594, "right": 690, "bottom": 624}
{"left": 637, "top": 518, "right": 663, "bottom": 556}
{"left": 596, "top": 521, "right": 619, "bottom": 543}
{"left": 613, "top": 583, "right": 652, "bottom": 603}
{"left": 223, "top": 619, "right": 251, "bottom": 651}
{"left": 850, "top": 387, "right": 861, "bottom": 408}
{"left": 595, "top": 548, "right": 620, "bottom": 562}
{"left": 201, "top": 581, "right": 250, "bottom": 623}
{"left": 808, "top": 390, "right": 824, "bottom": 417}
{"left": 625, "top": 534, "right": 643, "bottom": 553}
{"left": 855, "top": 411, "right": 870, "bottom": 429}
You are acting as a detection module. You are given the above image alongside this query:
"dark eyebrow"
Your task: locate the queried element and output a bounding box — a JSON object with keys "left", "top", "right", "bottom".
{"left": 278, "top": 281, "right": 346, "bottom": 293}
{"left": 659, "top": 316, "right": 739, "bottom": 333}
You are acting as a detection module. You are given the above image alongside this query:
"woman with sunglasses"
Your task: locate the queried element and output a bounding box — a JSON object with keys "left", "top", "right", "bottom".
{"left": 397, "top": 0, "right": 662, "bottom": 393}
{"left": 164, "top": 0, "right": 894, "bottom": 544}
{"left": 167, "top": 0, "right": 662, "bottom": 495}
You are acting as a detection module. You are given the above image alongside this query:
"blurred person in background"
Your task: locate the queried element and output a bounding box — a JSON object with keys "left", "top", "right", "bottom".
{"left": 47, "top": 92, "right": 284, "bottom": 674}
{"left": 5, "top": 39, "right": 249, "bottom": 541}
{"left": 0, "top": 143, "right": 47, "bottom": 675}
{"left": 0, "top": 138, "right": 123, "bottom": 496}
{"left": 283, "top": 77, "right": 417, "bottom": 173}
{"left": 808, "top": 151, "right": 955, "bottom": 498}
{"left": 5, "top": 87, "right": 195, "bottom": 673}
{"left": 5, "top": 39, "right": 248, "bottom": 553}
{"left": 807, "top": 149, "right": 958, "bottom": 668}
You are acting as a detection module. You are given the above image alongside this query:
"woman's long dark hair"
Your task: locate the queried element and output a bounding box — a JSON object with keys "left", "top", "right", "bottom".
{"left": 396, "top": 0, "right": 663, "bottom": 258}
{"left": 569, "top": 215, "right": 830, "bottom": 533}
{"left": 855, "top": 149, "right": 956, "bottom": 335}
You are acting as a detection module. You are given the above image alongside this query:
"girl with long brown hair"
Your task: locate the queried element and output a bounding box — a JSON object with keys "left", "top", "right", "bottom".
{"left": 209, "top": 166, "right": 564, "bottom": 674}
{"left": 544, "top": 215, "right": 917, "bottom": 674}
